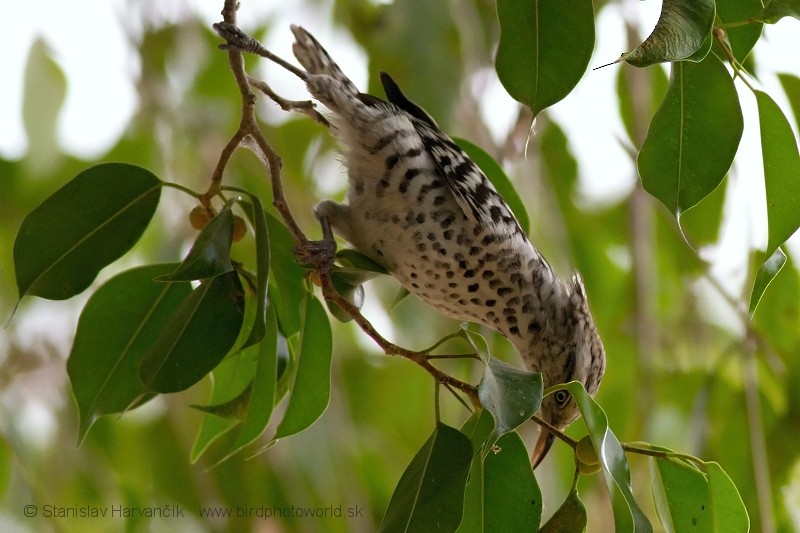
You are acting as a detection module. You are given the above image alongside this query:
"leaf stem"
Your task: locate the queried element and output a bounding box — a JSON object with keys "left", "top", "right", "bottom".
{"left": 162, "top": 181, "right": 203, "bottom": 199}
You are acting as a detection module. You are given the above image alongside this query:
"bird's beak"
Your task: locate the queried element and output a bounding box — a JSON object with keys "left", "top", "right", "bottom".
{"left": 531, "top": 427, "right": 555, "bottom": 468}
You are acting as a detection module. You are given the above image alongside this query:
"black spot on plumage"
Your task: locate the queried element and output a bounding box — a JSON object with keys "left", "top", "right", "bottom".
{"left": 486, "top": 299, "right": 496, "bottom": 307}
{"left": 467, "top": 283, "right": 479, "bottom": 292}
{"left": 370, "top": 129, "right": 405, "bottom": 153}
{"left": 440, "top": 212, "right": 455, "bottom": 229}
{"left": 453, "top": 161, "right": 472, "bottom": 178}
{"left": 497, "top": 286, "right": 512, "bottom": 296}
{"left": 473, "top": 183, "right": 493, "bottom": 204}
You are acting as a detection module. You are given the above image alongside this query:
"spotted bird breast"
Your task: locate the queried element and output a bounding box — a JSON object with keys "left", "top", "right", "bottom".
{"left": 336, "top": 108, "right": 556, "bottom": 345}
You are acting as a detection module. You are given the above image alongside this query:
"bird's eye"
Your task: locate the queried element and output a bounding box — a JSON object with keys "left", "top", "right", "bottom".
{"left": 554, "top": 390, "right": 571, "bottom": 406}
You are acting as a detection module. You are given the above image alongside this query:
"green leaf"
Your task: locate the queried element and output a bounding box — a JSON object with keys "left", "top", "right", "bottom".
{"left": 327, "top": 251, "right": 387, "bottom": 318}
{"left": 778, "top": 74, "right": 800, "bottom": 129}
{"left": 240, "top": 196, "right": 270, "bottom": 348}
{"left": 455, "top": 137, "right": 530, "bottom": 234}
{"left": 156, "top": 208, "right": 234, "bottom": 282}
{"left": 139, "top": 271, "right": 245, "bottom": 393}
{"left": 749, "top": 247, "right": 787, "bottom": 317}
{"left": 22, "top": 39, "right": 66, "bottom": 175}
{"left": 638, "top": 55, "right": 743, "bottom": 218}
{"left": 459, "top": 431, "right": 542, "bottom": 532}
{"left": 190, "top": 347, "right": 259, "bottom": 462}
{"left": 265, "top": 212, "right": 305, "bottom": 337}
{"left": 622, "top": 0, "right": 715, "bottom": 67}
{"left": 336, "top": 248, "right": 389, "bottom": 274}
{"left": 757, "top": 0, "right": 800, "bottom": 23}
{"left": 754, "top": 89, "right": 800, "bottom": 258}
{"left": 539, "top": 486, "right": 587, "bottom": 533}
{"left": 226, "top": 303, "right": 279, "bottom": 458}
{"left": 495, "top": 0, "right": 595, "bottom": 117}
{"left": 67, "top": 263, "right": 191, "bottom": 442}
{"left": 192, "top": 382, "right": 253, "bottom": 419}
{"left": 192, "top": 300, "right": 280, "bottom": 464}
{"left": 459, "top": 408, "right": 496, "bottom": 453}
{"left": 559, "top": 381, "right": 652, "bottom": 532}
{"left": 380, "top": 423, "right": 472, "bottom": 533}
{"left": 705, "top": 462, "right": 750, "bottom": 532}
{"left": 478, "top": 356, "right": 543, "bottom": 440}
{"left": 616, "top": 62, "right": 669, "bottom": 146}
{"left": 460, "top": 326, "right": 492, "bottom": 361}
{"left": 715, "top": 0, "right": 763, "bottom": 63}
{"left": 327, "top": 266, "right": 382, "bottom": 322}
{"left": 14, "top": 163, "right": 162, "bottom": 300}
{"left": 677, "top": 174, "right": 727, "bottom": 247}
{"left": 272, "top": 293, "right": 332, "bottom": 439}
{"left": 651, "top": 457, "right": 711, "bottom": 532}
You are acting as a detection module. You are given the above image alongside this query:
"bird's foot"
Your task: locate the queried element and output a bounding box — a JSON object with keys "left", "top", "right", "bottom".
{"left": 294, "top": 238, "right": 337, "bottom": 273}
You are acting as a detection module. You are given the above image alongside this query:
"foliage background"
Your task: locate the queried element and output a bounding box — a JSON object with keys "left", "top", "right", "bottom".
{"left": 1, "top": 0, "right": 799, "bottom": 531}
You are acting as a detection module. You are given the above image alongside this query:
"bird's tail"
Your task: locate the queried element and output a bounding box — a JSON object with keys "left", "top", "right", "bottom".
{"left": 290, "top": 25, "right": 360, "bottom": 97}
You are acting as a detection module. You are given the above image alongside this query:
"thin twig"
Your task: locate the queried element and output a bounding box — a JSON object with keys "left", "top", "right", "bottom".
{"left": 531, "top": 414, "right": 578, "bottom": 448}
{"left": 247, "top": 76, "right": 329, "bottom": 126}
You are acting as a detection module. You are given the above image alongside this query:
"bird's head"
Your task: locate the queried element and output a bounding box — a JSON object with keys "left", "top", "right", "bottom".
{"left": 529, "top": 273, "right": 605, "bottom": 467}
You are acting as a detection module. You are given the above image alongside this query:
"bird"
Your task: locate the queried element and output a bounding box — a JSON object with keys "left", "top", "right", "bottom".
{"left": 250, "top": 24, "right": 606, "bottom": 466}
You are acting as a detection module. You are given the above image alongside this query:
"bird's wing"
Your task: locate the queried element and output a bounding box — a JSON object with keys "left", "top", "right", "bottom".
{"left": 379, "top": 73, "right": 522, "bottom": 236}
